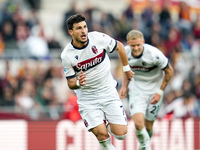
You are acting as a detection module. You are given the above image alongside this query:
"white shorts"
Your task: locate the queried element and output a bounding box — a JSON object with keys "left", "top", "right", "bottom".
{"left": 128, "top": 89, "right": 163, "bottom": 121}
{"left": 78, "top": 92, "right": 127, "bottom": 131}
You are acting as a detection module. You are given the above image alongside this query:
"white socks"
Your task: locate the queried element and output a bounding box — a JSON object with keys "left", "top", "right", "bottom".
{"left": 136, "top": 128, "right": 151, "bottom": 150}
{"left": 99, "top": 138, "right": 116, "bottom": 150}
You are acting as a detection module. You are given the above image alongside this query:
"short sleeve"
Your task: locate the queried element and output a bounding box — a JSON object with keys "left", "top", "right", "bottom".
{"left": 153, "top": 48, "right": 168, "bottom": 69}
{"left": 99, "top": 32, "right": 117, "bottom": 53}
{"left": 61, "top": 57, "right": 76, "bottom": 79}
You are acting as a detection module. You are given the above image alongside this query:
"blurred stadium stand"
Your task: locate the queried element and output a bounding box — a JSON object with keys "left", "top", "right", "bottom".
{"left": 1, "top": 0, "right": 200, "bottom": 121}
{"left": 0, "top": 0, "right": 200, "bottom": 121}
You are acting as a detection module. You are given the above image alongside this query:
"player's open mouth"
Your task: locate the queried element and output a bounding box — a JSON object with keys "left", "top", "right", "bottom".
{"left": 81, "top": 35, "right": 86, "bottom": 39}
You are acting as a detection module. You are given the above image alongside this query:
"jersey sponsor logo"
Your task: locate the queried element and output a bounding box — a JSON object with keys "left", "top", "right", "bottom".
{"left": 73, "top": 50, "right": 105, "bottom": 72}
{"left": 130, "top": 65, "right": 157, "bottom": 72}
{"left": 91, "top": 46, "right": 98, "bottom": 54}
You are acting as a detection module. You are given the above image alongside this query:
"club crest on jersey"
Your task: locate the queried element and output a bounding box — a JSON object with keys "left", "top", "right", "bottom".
{"left": 83, "top": 119, "right": 89, "bottom": 127}
{"left": 130, "top": 103, "right": 134, "bottom": 110}
{"left": 92, "top": 46, "right": 98, "bottom": 54}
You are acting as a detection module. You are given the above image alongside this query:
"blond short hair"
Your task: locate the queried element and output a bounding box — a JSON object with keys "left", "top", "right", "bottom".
{"left": 126, "top": 30, "right": 144, "bottom": 41}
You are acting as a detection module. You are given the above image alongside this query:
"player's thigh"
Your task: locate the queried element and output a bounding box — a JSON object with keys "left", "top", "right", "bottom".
{"left": 145, "top": 94, "right": 163, "bottom": 121}
{"left": 103, "top": 99, "right": 127, "bottom": 126}
{"left": 91, "top": 123, "right": 109, "bottom": 141}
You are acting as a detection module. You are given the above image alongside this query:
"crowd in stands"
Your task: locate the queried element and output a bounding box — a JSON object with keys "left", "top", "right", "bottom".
{"left": 0, "top": 0, "right": 200, "bottom": 121}
{"left": 0, "top": 0, "right": 61, "bottom": 58}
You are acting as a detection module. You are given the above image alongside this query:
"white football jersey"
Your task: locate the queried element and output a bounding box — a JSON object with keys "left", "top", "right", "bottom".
{"left": 61, "top": 31, "right": 118, "bottom": 99}
{"left": 125, "top": 44, "right": 168, "bottom": 94}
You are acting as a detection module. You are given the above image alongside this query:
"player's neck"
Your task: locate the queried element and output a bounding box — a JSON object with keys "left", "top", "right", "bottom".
{"left": 71, "top": 39, "right": 89, "bottom": 49}
{"left": 72, "top": 39, "right": 88, "bottom": 49}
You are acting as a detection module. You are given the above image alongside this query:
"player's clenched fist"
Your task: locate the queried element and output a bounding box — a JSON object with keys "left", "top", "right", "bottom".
{"left": 125, "top": 70, "right": 134, "bottom": 81}
{"left": 78, "top": 70, "right": 86, "bottom": 86}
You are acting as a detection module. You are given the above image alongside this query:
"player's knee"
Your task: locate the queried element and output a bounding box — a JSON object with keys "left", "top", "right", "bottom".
{"left": 113, "top": 133, "right": 127, "bottom": 140}
{"left": 112, "top": 129, "right": 127, "bottom": 140}
{"left": 109, "top": 124, "right": 127, "bottom": 140}
{"left": 96, "top": 132, "right": 110, "bottom": 141}
{"left": 134, "top": 121, "right": 144, "bottom": 131}
{"left": 113, "top": 128, "right": 127, "bottom": 136}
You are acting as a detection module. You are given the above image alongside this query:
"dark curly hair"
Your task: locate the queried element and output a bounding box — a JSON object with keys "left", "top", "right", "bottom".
{"left": 67, "top": 14, "right": 86, "bottom": 30}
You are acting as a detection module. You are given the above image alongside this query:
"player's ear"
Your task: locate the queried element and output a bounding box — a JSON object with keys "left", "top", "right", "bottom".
{"left": 68, "top": 30, "right": 73, "bottom": 36}
{"left": 127, "top": 40, "right": 130, "bottom": 45}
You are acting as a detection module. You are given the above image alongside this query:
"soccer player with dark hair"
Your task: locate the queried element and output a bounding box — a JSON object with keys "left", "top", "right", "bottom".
{"left": 61, "top": 14, "right": 134, "bottom": 150}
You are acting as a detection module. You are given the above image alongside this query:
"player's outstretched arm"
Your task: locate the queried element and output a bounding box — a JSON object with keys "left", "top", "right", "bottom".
{"left": 115, "top": 41, "right": 134, "bottom": 81}
{"left": 150, "top": 63, "right": 174, "bottom": 104}
{"left": 160, "top": 63, "right": 174, "bottom": 91}
{"left": 67, "top": 70, "right": 86, "bottom": 89}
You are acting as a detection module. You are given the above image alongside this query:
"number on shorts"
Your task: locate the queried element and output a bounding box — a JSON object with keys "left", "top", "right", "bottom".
{"left": 150, "top": 106, "right": 157, "bottom": 114}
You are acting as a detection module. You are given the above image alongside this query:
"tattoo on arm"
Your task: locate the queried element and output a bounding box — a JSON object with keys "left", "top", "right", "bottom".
{"left": 161, "top": 63, "right": 174, "bottom": 90}
{"left": 165, "top": 76, "right": 171, "bottom": 83}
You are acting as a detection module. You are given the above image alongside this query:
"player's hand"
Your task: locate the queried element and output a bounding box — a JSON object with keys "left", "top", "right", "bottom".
{"left": 78, "top": 70, "right": 86, "bottom": 86}
{"left": 119, "top": 87, "right": 128, "bottom": 99}
{"left": 125, "top": 70, "right": 134, "bottom": 81}
{"left": 150, "top": 93, "right": 161, "bottom": 104}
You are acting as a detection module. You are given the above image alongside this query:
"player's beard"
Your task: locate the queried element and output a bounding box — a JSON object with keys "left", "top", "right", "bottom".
{"left": 79, "top": 39, "right": 87, "bottom": 44}
{"left": 74, "top": 35, "right": 88, "bottom": 46}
